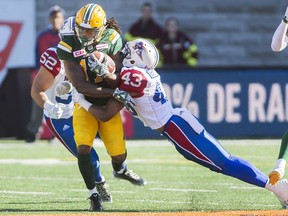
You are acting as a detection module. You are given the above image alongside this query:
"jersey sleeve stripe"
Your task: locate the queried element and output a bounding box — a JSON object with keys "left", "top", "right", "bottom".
{"left": 109, "top": 31, "right": 120, "bottom": 44}
{"left": 58, "top": 41, "right": 72, "bottom": 53}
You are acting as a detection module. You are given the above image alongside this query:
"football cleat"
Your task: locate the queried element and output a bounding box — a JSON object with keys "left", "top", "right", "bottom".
{"left": 269, "top": 168, "right": 284, "bottom": 185}
{"left": 272, "top": 179, "right": 288, "bottom": 209}
{"left": 96, "top": 181, "right": 112, "bottom": 203}
{"left": 113, "top": 168, "right": 147, "bottom": 186}
{"left": 88, "top": 193, "right": 103, "bottom": 212}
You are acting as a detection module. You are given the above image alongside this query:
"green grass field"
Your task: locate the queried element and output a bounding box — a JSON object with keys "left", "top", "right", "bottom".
{"left": 0, "top": 138, "right": 286, "bottom": 215}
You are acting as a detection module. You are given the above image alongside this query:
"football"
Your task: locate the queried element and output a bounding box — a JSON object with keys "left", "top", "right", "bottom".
{"left": 89, "top": 51, "right": 116, "bottom": 73}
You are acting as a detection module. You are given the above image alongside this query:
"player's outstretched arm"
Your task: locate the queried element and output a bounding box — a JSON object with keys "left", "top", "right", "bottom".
{"left": 31, "top": 66, "right": 54, "bottom": 108}
{"left": 89, "top": 98, "right": 124, "bottom": 122}
{"left": 271, "top": 6, "right": 288, "bottom": 51}
{"left": 31, "top": 66, "right": 65, "bottom": 119}
{"left": 73, "top": 90, "right": 124, "bottom": 122}
{"left": 64, "top": 60, "right": 115, "bottom": 98}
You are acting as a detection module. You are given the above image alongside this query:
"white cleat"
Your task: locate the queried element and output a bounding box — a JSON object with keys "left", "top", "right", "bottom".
{"left": 273, "top": 179, "right": 288, "bottom": 209}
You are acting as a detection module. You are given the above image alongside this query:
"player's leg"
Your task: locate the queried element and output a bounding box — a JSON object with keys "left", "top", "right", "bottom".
{"left": 73, "top": 104, "right": 102, "bottom": 211}
{"left": 163, "top": 113, "right": 288, "bottom": 208}
{"left": 163, "top": 114, "right": 267, "bottom": 187}
{"left": 45, "top": 116, "right": 104, "bottom": 184}
{"left": 99, "top": 112, "right": 146, "bottom": 186}
{"left": 269, "top": 130, "right": 288, "bottom": 185}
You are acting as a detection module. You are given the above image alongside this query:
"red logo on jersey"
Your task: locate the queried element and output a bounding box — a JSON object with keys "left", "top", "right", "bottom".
{"left": 0, "top": 22, "right": 22, "bottom": 71}
{"left": 73, "top": 49, "right": 86, "bottom": 58}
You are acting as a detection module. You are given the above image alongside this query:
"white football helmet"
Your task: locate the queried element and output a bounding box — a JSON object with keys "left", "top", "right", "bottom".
{"left": 121, "top": 38, "right": 159, "bottom": 69}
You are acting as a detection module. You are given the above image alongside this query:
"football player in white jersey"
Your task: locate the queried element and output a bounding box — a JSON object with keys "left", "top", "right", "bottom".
{"left": 269, "top": 5, "right": 288, "bottom": 186}
{"left": 30, "top": 47, "right": 112, "bottom": 202}
{"left": 72, "top": 38, "right": 288, "bottom": 209}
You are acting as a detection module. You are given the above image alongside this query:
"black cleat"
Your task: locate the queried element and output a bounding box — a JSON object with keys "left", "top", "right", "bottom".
{"left": 25, "top": 131, "right": 36, "bottom": 143}
{"left": 96, "top": 181, "right": 112, "bottom": 202}
{"left": 88, "top": 193, "right": 103, "bottom": 212}
{"left": 113, "top": 168, "right": 147, "bottom": 186}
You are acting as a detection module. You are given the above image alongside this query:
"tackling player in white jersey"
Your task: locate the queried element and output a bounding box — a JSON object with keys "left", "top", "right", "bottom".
{"left": 30, "top": 47, "right": 111, "bottom": 202}
{"left": 72, "top": 38, "right": 288, "bottom": 209}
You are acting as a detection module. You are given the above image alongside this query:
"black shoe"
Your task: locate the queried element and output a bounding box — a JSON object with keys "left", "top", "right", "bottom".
{"left": 96, "top": 181, "right": 112, "bottom": 202}
{"left": 88, "top": 193, "right": 103, "bottom": 212}
{"left": 25, "top": 131, "right": 36, "bottom": 143}
{"left": 113, "top": 168, "right": 147, "bottom": 186}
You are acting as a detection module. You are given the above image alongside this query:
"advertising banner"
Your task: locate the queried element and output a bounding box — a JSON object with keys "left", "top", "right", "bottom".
{"left": 0, "top": 0, "right": 35, "bottom": 86}
{"left": 125, "top": 68, "right": 288, "bottom": 139}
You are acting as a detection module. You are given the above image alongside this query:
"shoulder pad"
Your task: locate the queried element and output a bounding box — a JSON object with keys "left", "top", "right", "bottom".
{"left": 59, "top": 17, "right": 75, "bottom": 39}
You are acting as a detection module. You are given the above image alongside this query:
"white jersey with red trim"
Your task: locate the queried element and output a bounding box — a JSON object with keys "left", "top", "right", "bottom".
{"left": 40, "top": 47, "right": 73, "bottom": 119}
{"left": 119, "top": 66, "right": 173, "bottom": 129}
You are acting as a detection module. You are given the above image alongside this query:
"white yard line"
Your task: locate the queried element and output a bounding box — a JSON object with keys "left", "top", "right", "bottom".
{"left": 0, "top": 158, "right": 187, "bottom": 165}
{"left": 150, "top": 188, "right": 217, "bottom": 192}
{"left": 229, "top": 186, "right": 263, "bottom": 190}
{"left": 0, "top": 190, "right": 52, "bottom": 195}
{"left": 0, "top": 159, "right": 75, "bottom": 165}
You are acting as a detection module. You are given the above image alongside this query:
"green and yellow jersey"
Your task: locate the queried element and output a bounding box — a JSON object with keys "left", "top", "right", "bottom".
{"left": 57, "top": 17, "right": 122, "bottom": 106}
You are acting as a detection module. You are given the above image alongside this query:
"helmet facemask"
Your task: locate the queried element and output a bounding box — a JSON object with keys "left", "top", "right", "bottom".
{"left": 75, "top": 24, "right": 106, "bottom": 47}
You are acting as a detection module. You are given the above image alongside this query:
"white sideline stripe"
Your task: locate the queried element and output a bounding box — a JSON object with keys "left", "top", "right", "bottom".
{"left": 230, "top": 186, "right": 263, "bottom": 190}
{"left": 150, "top": 188, "right": 217, "bottom": 192}
{"left": 71, "top": 189, "right": 135, "bottom": 193}
{"left": 0, "top": 158, "right": 185, "bottom": 165}
{"left": 122, "top": 199, "right": 191, "bottom": 204}
{"left": 0, "top": 159, "right": 74, "bottom": 165}
{"left": 0, "top": 190, "right": 52, "bottom": 195}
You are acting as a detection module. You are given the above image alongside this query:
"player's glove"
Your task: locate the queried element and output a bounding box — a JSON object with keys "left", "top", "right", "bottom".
{"left": 55, "top": 81, "right": 73, "bottom": 96}
{"left": 72, "top": 89, "right": 92, "bottom": 111}
{"left": 88, "top": 53, "right": 110, "bottom": 78}
{"left": 113, "top": 88, "right": 137, "bottom": 116}
{"left": 44, "top": 100, "right": 65, "bottom": 119}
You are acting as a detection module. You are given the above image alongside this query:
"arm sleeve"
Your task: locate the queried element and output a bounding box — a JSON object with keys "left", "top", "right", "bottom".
{"left": 108, "top": 30, "right": 123, "bottom": 55}
{"left": 271, "top": 21, "right": 288, "bottom": 52}
{"left": 56, "top": 37, "right": 76, "bottom": 62}
{"left": 39, "top": 48, "right": 61, "bottom": 77}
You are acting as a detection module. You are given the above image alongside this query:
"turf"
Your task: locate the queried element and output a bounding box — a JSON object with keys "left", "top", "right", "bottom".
{"left": 0, "top": 138, "right": 286, "bottom": 215}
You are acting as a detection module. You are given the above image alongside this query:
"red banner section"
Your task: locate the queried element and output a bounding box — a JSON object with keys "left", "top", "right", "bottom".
{"left": 0, "top": 22, "right": 22, "bottom": 71}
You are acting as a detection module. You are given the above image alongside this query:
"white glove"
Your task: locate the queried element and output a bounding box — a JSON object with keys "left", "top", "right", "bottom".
{"left": 44, "top": 100, "right": 65, "bottom": 119}
{"left": 113, "top": 88, "right": 137, "bottom": 115}
{"left": 88, "top": 53, "right": 110, "bottom": 78}
{"left": 55, "top": 81, "right": 73, "bottom": 96}
{"left": 72, "top": 89, "right": 92, "bottom": 111}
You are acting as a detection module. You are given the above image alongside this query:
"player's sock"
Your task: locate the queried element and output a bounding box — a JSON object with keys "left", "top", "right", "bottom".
{"left": 279, "top": 130, "right": 288, "bottom": 160}
{"left": 112, "top": 162, "right": 126, "bottom": 173}
{"left": 92, "top": 160, "right": 103, "bottom": 182}
{"left": 221, "top": 155, "right": 267, "bottom": 187}
{"left": 274, "top": 159, "right": 286, "bottom": 171}
{"left": 91, "top": 149, "right": 102, "bottom": 182}
{"left": 78, "top": 153, "right": 95, "bottom": 190}
{"left": 88, "top": 187, "right": 98, "bottom": 197}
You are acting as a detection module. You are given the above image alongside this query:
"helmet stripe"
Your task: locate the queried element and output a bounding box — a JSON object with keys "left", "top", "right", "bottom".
{"left": 145, "top": 39, "right": 159, "bottom": 68}
{"left": 83, "top": 4, "right": 97, "bottom": 25}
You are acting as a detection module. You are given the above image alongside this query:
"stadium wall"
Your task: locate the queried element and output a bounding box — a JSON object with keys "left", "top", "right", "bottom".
{"left": 35, "top": 0, "right": 288, "bottom": 67}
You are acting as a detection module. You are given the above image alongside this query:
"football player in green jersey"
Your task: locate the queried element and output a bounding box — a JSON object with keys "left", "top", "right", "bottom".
{"left": 269, "top": 6, "right": 288, "bottom": 186}
{"left": 57, "top": 3, "right": 146, "bottom": 211}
